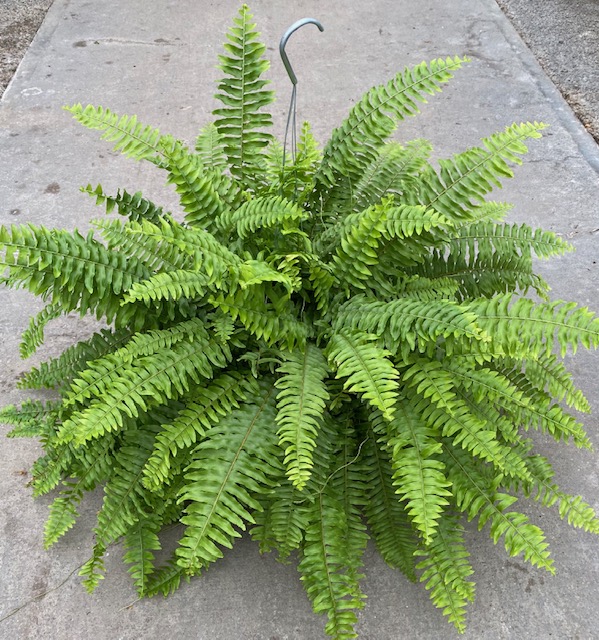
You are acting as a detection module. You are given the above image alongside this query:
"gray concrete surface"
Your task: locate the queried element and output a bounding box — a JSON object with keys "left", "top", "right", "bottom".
{"left": 1, "top": 1, "right": 598, "bottom": 638}
{"left": 0, "top": 0, "right": 53, "bottom": 95}
{"left": 497, "top": 0, "right": 599, "bottom": 143}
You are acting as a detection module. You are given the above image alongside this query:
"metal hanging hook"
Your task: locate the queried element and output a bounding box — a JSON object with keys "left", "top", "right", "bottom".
{"left": 279, "top": 18, "right": 324, "bottom": 86}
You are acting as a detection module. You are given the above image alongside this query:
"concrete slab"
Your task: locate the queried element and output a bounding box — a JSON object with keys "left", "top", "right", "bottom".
{"left": 1, "top": 1, "right": 598, "bottom": 638}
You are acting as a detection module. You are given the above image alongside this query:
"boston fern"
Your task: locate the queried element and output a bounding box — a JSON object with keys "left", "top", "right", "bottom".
{"left": 2, "top": 4, "right": 599, "bottom": 637}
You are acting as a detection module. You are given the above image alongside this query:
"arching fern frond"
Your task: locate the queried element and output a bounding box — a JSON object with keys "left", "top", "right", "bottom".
{"left": 298, "top": 491, "right": 367, "bottom": 640}
{"left": 123, "top": 515, "right": 162, "bottom": 597}
{"left": 443, "top": 444, "right": 554, "bottom": 573}
{"left": 82, "top": 183, "right": 166, "bottom": 224}
{"left": 361, "top": 429, "right": 419, "bottom": 580}
{"left": 217, "top": 195, "right": 307, "bottom": 239}
{"left": 65, "top": 104, "right": 172, "bottom": 163}
{"left": 385, "top": 398, "right": 452, "bottom": 543}
{"left": 316, "top": 56, "right": 468, "bottom": 189}
{"left": 0, "top": 224, "right": 150, "bottom": 324}
{"left": 335, "top": 296, "right": 485, "bottom": 360}
{"left": 408, "top": 122, "right": 546, "bottom": 221}
{"left": 18, "top": 328, "right": 132, "bottom": 390}
{"left": 468, "top": 293, "right": 599, "bottom": 357}
{"left": 57, "top": 324, "right": 231, "bottom": 445}
{"left": 163, "top": 141, "right": 230, "bottom": 229}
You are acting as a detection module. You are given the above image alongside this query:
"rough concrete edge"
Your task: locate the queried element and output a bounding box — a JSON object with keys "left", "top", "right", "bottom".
{"left": 488, "top": 0, "right": 599, "bottom": 175}
{"left": 0, "top": 0, "right": 61, "bottom": 103}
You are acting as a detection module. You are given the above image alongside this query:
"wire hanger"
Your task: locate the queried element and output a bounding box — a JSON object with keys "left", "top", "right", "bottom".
{"left": 279, "top": 18, "right": 324, "bottom": 188}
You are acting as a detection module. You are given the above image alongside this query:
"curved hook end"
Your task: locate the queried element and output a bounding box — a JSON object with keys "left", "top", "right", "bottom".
{"left": 279, "top": 18, "right": 324, "bottom": 86}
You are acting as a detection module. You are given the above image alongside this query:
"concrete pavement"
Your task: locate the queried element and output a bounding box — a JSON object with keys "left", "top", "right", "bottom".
{"left": 1, "top": 1, "right": 598, "bottom": 638}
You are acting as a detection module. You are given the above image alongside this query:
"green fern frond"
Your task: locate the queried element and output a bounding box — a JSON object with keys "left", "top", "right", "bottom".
{"left": 0, "top": 224, "right": 151, "bottom": 324}
{"left": 2, "top": 398, "right": 62, "bottom": 438}
{"left": 94, "top": 426, "right": 161, "bottom": 546}
{"left": 469, "top": 293, "right": 599, "bottom": 357}
{"left": 316, "top": 56, "right": 468, "bottom": 189}
{"left": 93, "top": 218, "right": 185, "bottom": 272}
{"left": 129, "top": 218, "right": 241, "bottom": 278}
{"left": 330, "top": 200, "right": 448, "bottom": 290}
{"left": 299, "top": 492, "right": 366, "bottom": 640}
{"left": 65, "top": 104, "right": 172, "bottom": 163}
{"left": 19, "top": 303, "right": 62, "bottom": 358}
{"left": 361, "top": 430, "right": 419, "bottom": 580}
{"left": 409, "top": 122, "right": 546, "bottom": 221}
{"left": 82, "top": 183, "right": 166, "bottom": 224}
{"left": 275, "top": 343, "right": 329, "bottom": 490}
{"left": 335, "top": 296, "right": 485, "bottom": 360}
{"left": 522, "top": 354, "right": 591, "bottom": 412}
{"left": 449, "top": 221, "right": 572, "bottom": 261}
{"left": 144, "top": 556, "right": 190, "bottom": 597}
{"left": 411, "top": 247, "right": 549, "bottom": 301}
{"left": 209, "top": 288, "right": 308, "bottom": 349}
{"left": 218, "top": 195, "right": 307, "bottom": 239}
{"left": 79, "top": 543, "right": 107, "bottom": 593}
{"left": 385, "top": 398, "right": 452, "bottom": 543}
{"left": 212, "top": 4, "right": 274, "bottom": 186}
{"left": 195, "top": 123, "right": 228, "bottom": 171}
{"left": 123, "top": 515, "right": 162, "bottom": 596}
{"left": 122, "top": 270, "right": 213, "bottom": 306}
{"left": 57, "top": 323, "right": 231, "bottom": 445}
{"left": 17, "top": 328, "right": 132, "bottom": 390}
{"left": 175, "top": 383, "right": 281, "bottom": 574}
{"left": 444, "top": 444, "right": 554, "bottom": 573}
{"left": 415, "top": 514, "right": 475, "bottom": 633}
{"left": 143, "top": 372, "right": 258, "bottom": 491}
{"left": 344, "top": 139, "right": 433, "bottom": 213}
{"left": 163, "top": 141, "right": 230, "bottom": 229}
{"left": 326, "top": 329, "right": 399, "bottom": 421}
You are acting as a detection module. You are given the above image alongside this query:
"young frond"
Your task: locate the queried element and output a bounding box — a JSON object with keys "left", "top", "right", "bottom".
{"left": 212, "top": 4, "right": 274, "bottom": 186}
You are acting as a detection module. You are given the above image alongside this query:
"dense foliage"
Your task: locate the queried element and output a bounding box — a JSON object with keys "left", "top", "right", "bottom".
{"left": 2, "top": 5, "right": 598, "bottom": 637}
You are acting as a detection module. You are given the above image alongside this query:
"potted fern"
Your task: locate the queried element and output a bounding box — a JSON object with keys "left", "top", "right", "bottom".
{"left": 2, "top": 4, "right": 598, "bottom": 638}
